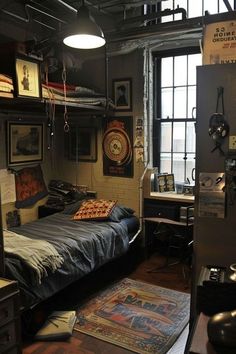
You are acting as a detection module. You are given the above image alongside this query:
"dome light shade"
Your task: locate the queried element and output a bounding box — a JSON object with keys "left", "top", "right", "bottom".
{"left": 63, "top": 5, "right": 106, "bottom": 49}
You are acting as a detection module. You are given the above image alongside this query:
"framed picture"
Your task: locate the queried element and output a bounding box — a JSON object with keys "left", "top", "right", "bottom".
{"left": 113, "top": 78, "right": 132, "bottom": 111}
{"left": 7, "top": 122, "right": 43, "bottom": 166}
{"left": 15, "top": 55, "right": 42, "bottom": 99}
{"left": 102, "top": 116, "right": 133, "bottom": 177}
{"left": 68, "top": 126, "right": 97, "bottom": 162}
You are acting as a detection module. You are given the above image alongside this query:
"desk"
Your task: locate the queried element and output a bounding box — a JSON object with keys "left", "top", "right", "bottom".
{"left": 149, "top": 192, "right": 194, "bottom": 204}
{"left": 143, "top": 195, "right": 194, "bottom": 258}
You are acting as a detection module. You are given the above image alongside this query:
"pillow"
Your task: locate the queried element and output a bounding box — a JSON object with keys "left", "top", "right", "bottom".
{"left": 109, "top": 205, "right": 135, "bottom": 222}
{"left": 62, "top": 200, "right": 85, "bottom": 215}
{"left": 73, "top": 199, "right": 117, "bottom": 221}
{"left": 15, "top": 165, "right": 48, "bottom": 208}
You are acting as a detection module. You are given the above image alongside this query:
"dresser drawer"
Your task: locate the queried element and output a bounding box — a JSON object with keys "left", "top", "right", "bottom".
{"left": 0, "top": 299, "right": 14, "bottom": 327}
{"left": 0, "top": 321, "right": 16, "bottom": 353}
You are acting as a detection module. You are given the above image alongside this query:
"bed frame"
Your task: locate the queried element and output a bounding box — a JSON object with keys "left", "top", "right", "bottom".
{"left": 2, "top": 204, "right": 140, "bottom": 310}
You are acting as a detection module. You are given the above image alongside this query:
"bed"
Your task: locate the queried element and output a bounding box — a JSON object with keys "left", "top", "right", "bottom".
{"left": 3, "top": 200, "right": 140, "bottom": 310}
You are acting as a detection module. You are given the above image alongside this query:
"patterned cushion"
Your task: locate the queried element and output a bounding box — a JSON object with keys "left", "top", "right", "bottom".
{"left": 73, "top": 199, "right": 117, "bottom": 220}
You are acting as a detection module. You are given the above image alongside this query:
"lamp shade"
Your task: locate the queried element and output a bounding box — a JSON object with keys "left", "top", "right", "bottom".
{"left": 63, "top": 5, "right": 106, "bottom": 49}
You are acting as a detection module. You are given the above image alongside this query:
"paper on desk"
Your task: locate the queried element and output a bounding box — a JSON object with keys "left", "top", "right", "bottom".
{"left": 0, "top": 169, "right": 16, "bottom": 204}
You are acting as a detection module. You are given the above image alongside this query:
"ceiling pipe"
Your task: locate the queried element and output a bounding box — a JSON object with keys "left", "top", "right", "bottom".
{"left": 47, "top": 0, "right": 77, "bottom": 13}
{"left": 118, "top": 7, "right": 187, "bottom": 28}
{"left": 106, "top": 16, "right": 203, "bottom": 43}
{"left": 1, "top": 3, "right": 66, "bottom": 28}
{"left": 90, "top": 0, "right": 165, "bottom": 9}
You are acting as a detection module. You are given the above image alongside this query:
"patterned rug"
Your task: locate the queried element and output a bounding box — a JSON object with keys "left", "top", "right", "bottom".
{"left": 74, "top": 278, "right": 190, "bottom": 354}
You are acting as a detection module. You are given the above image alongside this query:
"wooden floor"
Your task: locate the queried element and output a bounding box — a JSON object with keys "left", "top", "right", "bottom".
{"left": 22, "top": 245, "right": 191, "bottom": 354}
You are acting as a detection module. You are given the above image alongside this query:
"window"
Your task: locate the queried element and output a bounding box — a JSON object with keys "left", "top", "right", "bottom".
{"left": 152, "top": 0, "right": 235, "bottom": 183}
{"left": 161, "top": 0, "right": 235, "bottom": 21}
{"left": 153, "top": 50, "right": 201, "bottom": 183}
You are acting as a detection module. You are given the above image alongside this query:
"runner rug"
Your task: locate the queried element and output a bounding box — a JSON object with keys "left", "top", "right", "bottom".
{"left": 74, "top": 278, "right": 190, "bottom": 354}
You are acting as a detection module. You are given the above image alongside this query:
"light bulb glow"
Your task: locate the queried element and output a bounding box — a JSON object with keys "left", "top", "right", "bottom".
{"left": 63, "top": 34, "right": 105, "bottom": 49}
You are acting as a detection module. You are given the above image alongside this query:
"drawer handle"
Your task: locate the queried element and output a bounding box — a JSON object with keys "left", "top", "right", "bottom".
{"left": 0, "top": 332, "right": 11, "bottom": 345}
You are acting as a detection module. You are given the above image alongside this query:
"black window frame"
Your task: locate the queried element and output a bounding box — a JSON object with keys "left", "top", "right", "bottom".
{"left": 152, "top": 47, "right": 200, "bottom": 178}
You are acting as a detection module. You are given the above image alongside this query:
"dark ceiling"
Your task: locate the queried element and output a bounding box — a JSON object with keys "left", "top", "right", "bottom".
{"left": 0, "top": 0, "right": 158, "bottom": 45}
{"left": 0, "top": 0, "right": 233, "bottom": 68}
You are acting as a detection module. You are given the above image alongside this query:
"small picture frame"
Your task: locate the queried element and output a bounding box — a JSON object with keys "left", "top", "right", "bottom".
{"left": 7, "top": 122, "right": 43, "bottom": 166}
{"left": 15, "top": 55, "right": 42, "bottom": 99}
{"left": 113, "top": 78, "right": 132, "bottom": 111}
{"left": 68, "top": 126, "right": 97, "bottom": 162}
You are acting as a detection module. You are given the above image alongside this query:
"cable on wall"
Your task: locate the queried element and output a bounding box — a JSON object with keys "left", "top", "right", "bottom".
{"left": 62, "top": 61, "right": 70, "bottom": 133}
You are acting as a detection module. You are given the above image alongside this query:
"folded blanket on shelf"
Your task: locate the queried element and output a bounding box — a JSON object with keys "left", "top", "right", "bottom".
{"left": 4, "top": 229, "right": 64, "bottom": 284}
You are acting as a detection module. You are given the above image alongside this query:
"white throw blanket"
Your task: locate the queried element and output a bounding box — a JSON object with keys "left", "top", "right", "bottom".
{"left": 4, "top": 229, "right": 64, "bottom": 284}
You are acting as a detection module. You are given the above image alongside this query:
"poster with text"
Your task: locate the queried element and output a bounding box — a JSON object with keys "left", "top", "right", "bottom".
{"left": 203, "top": 20, "right": 236, "bottom": 65}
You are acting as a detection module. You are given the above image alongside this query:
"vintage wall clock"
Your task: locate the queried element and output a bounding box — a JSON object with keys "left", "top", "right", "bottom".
{"left": 102, "top": 117, "right": 133, "bottom": 178}
{"left": 102, "top": 127, "right": 132, "bottom": 166}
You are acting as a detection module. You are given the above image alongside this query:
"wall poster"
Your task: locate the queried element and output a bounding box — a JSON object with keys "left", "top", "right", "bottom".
{"left": 203, "top": 20, "right": 236, "bottom": 65}
{"left": 102, "top": 116, "right": 133, "bottom": 178}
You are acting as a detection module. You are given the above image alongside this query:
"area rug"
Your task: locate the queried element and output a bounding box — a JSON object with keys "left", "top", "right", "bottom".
{"left": 74, "top": 278, "right": 190, "bottom": 354}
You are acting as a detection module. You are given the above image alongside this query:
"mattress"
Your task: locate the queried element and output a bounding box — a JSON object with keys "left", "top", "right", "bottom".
{"left": 4, "top": 212, "right": 139, "bottom": 309}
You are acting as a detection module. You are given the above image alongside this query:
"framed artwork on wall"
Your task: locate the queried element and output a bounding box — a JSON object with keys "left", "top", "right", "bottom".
{"left": 113, "top": 78, "right": 132, "bottom": 111}
{"left": 15, "top": 55, "right": 42, "bottom": 99}
{"left": 7, "top": 122, "right": 43, "bottom": 166}
{"left": 67, "top": 126, "right": 97, "bottom": 162}
{"left": 102, "top": 116, "right": 133, "bottom": 178}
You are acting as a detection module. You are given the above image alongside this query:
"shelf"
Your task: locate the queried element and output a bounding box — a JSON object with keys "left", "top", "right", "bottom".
{"left": 0, "top": 97, "right": 111, "bottom": 115}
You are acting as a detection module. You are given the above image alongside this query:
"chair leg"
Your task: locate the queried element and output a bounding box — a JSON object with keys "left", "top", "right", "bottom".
{"left": 147, "top": 231, "right": 192, "bottom": 274}
{"left": 147, "top": 233, "right": 184, "bottom": 273}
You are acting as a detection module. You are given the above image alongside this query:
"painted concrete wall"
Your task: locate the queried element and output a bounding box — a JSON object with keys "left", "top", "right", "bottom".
{"left": 54, "top": 49, "right": 145, "bottom": 214}
{"left": 0, "top": 113, "right": 53, "bottom": 226}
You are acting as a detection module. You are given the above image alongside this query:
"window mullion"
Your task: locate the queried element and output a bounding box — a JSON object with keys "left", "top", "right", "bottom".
{"left": 171, "top": 56, "right": 175, "bottom": 173}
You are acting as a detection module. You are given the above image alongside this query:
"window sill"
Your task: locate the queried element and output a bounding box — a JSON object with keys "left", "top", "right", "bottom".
{"left": 149, "top": 192, "right": 194, "bottom": 203}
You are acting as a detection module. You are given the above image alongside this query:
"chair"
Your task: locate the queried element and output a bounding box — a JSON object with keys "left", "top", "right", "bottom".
{"left": 145, "top": 205, "right": 194, "bottom": 274}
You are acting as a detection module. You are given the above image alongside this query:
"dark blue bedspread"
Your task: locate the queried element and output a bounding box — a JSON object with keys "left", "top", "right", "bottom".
{"left": 4, "top": 213, "right": 138, "bottom": 309}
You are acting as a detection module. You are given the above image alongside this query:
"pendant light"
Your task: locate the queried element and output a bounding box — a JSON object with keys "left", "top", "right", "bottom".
{"left": 63, "top": 1, "right": 106, "bottom": 49}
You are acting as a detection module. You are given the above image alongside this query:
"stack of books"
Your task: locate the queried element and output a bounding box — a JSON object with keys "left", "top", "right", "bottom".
{"left": 0, "top": 74, "right": 14, "bottom": 98}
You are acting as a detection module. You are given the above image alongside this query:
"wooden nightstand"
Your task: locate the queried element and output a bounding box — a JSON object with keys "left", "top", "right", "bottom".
{"left": 0, "top": 278, "right": 21, "bottom": 354}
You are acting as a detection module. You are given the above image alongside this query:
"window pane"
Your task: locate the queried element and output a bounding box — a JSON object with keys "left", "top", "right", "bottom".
{"left": 188, "top": 54, "right": 202, "bottom": 85}
{"left": 162, "top": 57, "right": 173, "bottom": 87}
{"left": 161, "top": 122, "right": 172, "bottom": 152}
{"left": 173, "top": 122, "right": 185, "bottom": 152}
{"left": 160, "top": 153, "right": 171, "bottom": 173}
{"left": 189, "top": 1, "right": 202, "bottom": 17}
{"left": 161, "top": 0, "right": 232, "bottom": 19}
{"left": 188, "top": 86, "right": 196, "bottom": 118}
{"left": 161, "top": 0, "right": 174, "bottom": 22}
{"left": 174, "top": 55, "right": 187, "bottom": 86}
{"left": 204, "top": 0, "right": 218, "bottom": 14}
{"left": 186, "top": 122, "right": 196, "bottom": 152}
{"left": 174, "top": 0, "right": 187, "bottom": 20}
{"left": 162, "top": 88, "right": 173, "bottom": 118}
{"left": 174, "top": 87, "right": 186, "bottom": 118}
{"left": 186, "top": 154, "right": 196, "bottom": 183}
{"left": 220, "top": 0, "right": 234, "bottom": 12}
{"left": 173, "top": 153, "right": 185, "bottom": 181}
